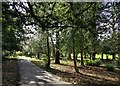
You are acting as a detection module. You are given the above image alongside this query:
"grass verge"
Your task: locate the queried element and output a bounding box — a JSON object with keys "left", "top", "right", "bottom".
{"left": 31, "top": 58, "right": 120, "bottom": 85}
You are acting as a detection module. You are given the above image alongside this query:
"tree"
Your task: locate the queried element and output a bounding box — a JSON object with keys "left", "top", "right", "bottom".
{"left": 2, "top": 2, "right": 26, "bottom": 52}
{"left": 97, "top": 2, "right": 120, "bottom": 60}
{"left": 55, "top": 31, "right": 60, "bottom": 64}
{"left": 5, "top": 2, "right": 119, "bottom": 72}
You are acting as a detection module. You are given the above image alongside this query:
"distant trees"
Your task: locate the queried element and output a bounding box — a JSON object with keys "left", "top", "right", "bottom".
{"left": 98, "top": 2, "right": 120, "bottom": 60}
{"left": 2, "top": 2, "right": 120, "bottom": 71}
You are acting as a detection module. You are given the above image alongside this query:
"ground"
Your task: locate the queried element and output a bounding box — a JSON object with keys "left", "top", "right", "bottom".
{"left": 32, "top": 58, "right": 120, "bottom": 86}
{"left": 18, "top": 57, "right": 70, "bottom": 86}
{"left": 2, "top": 58, "right": 20, "bottom": 86}
{"left": 2, "top": 56, "right": 120, "bottom": 86}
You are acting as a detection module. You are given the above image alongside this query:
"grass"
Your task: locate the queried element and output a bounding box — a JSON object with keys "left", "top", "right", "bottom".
{"left": 31, "top": 58, "right": 46, "bottom": 68}
{"left": 96, "top": 54, "right": 113, "bottom": 59}
{"left": 2, "top": 52, "right": 120, "bottom": 86}
{"left": 31, "top": 57, "right": 120, "bottom": 85}
{"left": 105, "top": 64, "right": 115, "bottom": 71}
{"left": 74, "top": 53, "right": 113, "bottom": 61}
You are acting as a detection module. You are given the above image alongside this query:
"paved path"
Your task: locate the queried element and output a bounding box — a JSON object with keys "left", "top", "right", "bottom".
{"left": 18, "top": 57, "right": 72, "bottom": 86}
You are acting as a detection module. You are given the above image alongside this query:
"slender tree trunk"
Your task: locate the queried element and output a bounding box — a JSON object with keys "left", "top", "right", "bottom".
{"left": 46, "top": 33, "right": 50, "bottom": 68}
{"left": 92, "top": 50, "right": 96, "bottom": 60}
{"left": 106, "top": 55, "right": 109, "bottom": 61}
{"left": 111, "top": 3, "right": 116, "bottom": 60}
{"left": 55, "top": 49, "right": 60, "bottom": 64}
{"left": 92, "top": 3, "right": 97, "bottom": 61}
{"left": 112, "top": 53, "right": 115, "bottom": 60}
{"left": 72, "top": 35, "right": 79, "bottom": 73}
{"left": 101, "top": 53, "right": 103, "bottom": 61}
{"left": 68, "top": 49, "right": 72, "bottom": 60}
{"left": 84, "top": 52, "right": 87, "bottom": 58}
{"left": 55, "top": 32, "right": 60, "bottom": 64}
{"left": 37, "top": 53, "right": 40, "bottom": 59}
{"left": 50, "top": 36, "right": 56, "bottom": 58}
{"left": 81, "top": 50, "right": 84, "bottom": 66}
{"left": 92, "top": 53, "right": 96, "bottom": 60}
{"left": 90, "top": 53, "right": 92, "bottom": 60}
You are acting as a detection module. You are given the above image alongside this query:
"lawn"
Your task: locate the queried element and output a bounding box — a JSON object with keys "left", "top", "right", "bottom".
{"left": 31, "top": 57, "right": 120, "bottom": 86}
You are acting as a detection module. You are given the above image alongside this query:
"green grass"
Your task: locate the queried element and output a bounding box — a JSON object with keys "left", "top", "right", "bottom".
{"left": 96, "top": 54, "right": 112, "bottom": 59}
{"left": 72, "top": 53, "right": 113, "bottom": 60}
{"left": 86, "top": 60, "right": 101, "bottom": 66}
{"left": 105, "top": 64, "right": 115, "bottom": 71}
{"left": 31, "top": 58, "right": 46, "bottom": 68}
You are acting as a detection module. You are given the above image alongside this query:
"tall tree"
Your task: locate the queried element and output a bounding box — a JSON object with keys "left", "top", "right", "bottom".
{"left": 2, "top": 2, "right": 25, "bottom": 52}
{"left": 97, "top": 2, "right": 120, "bottom": 60}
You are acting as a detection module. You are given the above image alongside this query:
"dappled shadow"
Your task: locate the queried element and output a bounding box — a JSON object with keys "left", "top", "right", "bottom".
{"left": 78, "top": 66, "right": 120, "bottom": 77}
{"left": 59, "top": 62, "right": 120, "bottom": 76}
{"left": 2, "top": 58, "right": 20, "bottom": 86}
{"left": 44, "top": 67, "right": 120, "bottom": 86}
{"left": 2, "top": 57, "right": 18, "bottom": 61}
{"left": 42, "top": 64, "right": 120, "bottom": 86}
{"left": 60, "top": 63, "right": 74, "bottom": 67}
{"left": 18, "top": 58, "right": 71, "bottom": 86}
{"left": 29, "top": 59, "right": 120, "bottom": 86}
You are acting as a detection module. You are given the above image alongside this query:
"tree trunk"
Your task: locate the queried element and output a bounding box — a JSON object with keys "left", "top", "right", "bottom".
{"left": 92, "top": 52, "right": 96, "bottom": 60}
{"left": 112, "top": 53, "right": 115, "bottom": 60}
{"left": 45, "top": 33, "right": 50, "bottom": 69}
{"left": 68, "top": 49, "right": 72, "bottom": 60}
{"left": 84, "top": 52, "right": 87, "bottom": 58}
{"left": 81, "top": 50, "right": 84, "bottom": 66}
{"left": 72, "top": 35, "right": 79, "bottom": 73}
{"left": 50, "top": 36, "right": 56, "bottom": 58}
{"left": 55, "top": 32, "right": 60, "bottom": 64}
{"left": 55, "top": 50, "right": 60, "bottom": 64}
{"left": 101, "top": 53, "right": 103, "bottom": 61}
{"left": 90, "top": 53, "right": 92, "bottom": 60}
{"left": 106, "top": 55, "right": 109, "bottom": 61}
{"left": 37, "top": 53, "right": 40, "bottom": 59}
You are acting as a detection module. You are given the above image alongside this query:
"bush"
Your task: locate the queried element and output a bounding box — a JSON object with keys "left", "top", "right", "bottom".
{"left": 16, "top": 51, "right": 23, "bottom": 56}
{"left": 93, "top": 60, "right": 101, "bottom": 66}
{"left": 86, "top": 60, "right": 93, "bottom": 66}
{"left": 116, "top": 56, "right": 120, "bottom": 67}
{"left": 86, "top": 60, "right": 101, "bottom": 66}
{"left": 115, "top": 60, "right": 120, "bottom": 68}
{"left": 117, "top": 60, "right": 120, "bottom": 66}
{"left": 105, "top": 64, "right": 115, "bottom": 71}
{"left": 41, "top": 54, "right": 47, "bottom": 58}
{"left": 41, "top": 54, "right": 47, "bottom": 62}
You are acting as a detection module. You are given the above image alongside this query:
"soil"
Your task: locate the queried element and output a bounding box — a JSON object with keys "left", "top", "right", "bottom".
{"left": 2, "top": 58, "right": 20, "bottom": 86}
{"left": 48, "top": 63, "right": 120, "bottom": 86}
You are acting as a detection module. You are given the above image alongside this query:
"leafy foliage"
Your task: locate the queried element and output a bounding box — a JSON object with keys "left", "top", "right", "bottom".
{"left": 2, "top": 3, "right": 25, "bottom": 51}
{"left": 86, "top": 60, "right": 101, "bottom": 66}
{"left": 2, "top": 2, "right": 120, "bottom": 71}
{"left": 105, "top": 64, "right": 115, "bottom": 71}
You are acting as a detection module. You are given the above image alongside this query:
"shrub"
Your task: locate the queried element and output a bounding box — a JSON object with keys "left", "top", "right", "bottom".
{"left": 86, "top": 60, "right": 101, "bottom": 66}
{"left": 93, "top": 60, "right": 101, "bottom": 66}
{"left": 86, "top": 60, "right": 93, "bottom": 66}
{"left": 105, "top": 64, "right": 115, "bottom": 71}
{"left": 117, "top": 60, "right": 120, "bottom": 66}
{"left": 41, "top": 54, "right": 47, "bottom": 62}
{"left": 115, "top": 60, "right": 120, "bottom": 68}
{"left": 41, "top": 54, "right": 47, "bottom": 58}
{"left": 116, "top": 56, "right": 120, "bottom": 67}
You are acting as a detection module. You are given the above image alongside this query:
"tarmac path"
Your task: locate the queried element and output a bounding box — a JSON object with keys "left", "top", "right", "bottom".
{"left": 18, "top": 57, "right": 72, "bottom": 86}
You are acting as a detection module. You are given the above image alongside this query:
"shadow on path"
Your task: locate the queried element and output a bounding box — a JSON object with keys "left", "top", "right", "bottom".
{"left": 18, "top": 58, "right": 71, "bottom": 86}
